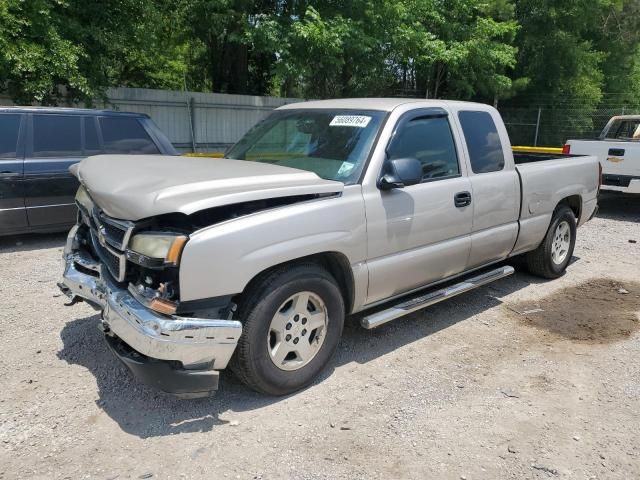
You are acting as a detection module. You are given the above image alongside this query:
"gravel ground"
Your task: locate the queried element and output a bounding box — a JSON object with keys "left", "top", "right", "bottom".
{"left": 0, "top": 192, "right": 639, "bottom": 480}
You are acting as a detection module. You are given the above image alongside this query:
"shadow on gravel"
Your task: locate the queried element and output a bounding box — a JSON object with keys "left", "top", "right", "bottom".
{"left": 57, "top": 312, "right": 280, "bottom": 438}
{"left": 57, "top": 268, "right": 543, "bottom": 439}
{"left": 0, "top": 232, "right": 67, "bottom": 253}
{"left": 338, "top": 268, "right": 546, "bottom": 366}
{"left": 596, "top": 192, "right": 640, "bottom": 223}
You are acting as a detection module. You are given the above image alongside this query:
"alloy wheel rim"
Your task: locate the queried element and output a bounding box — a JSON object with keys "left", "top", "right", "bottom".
{"left": 267, "top": 291, "right": 328, "bottom": 371}
{"left": 551, "top": 220, "right": 571, "bottom": 265}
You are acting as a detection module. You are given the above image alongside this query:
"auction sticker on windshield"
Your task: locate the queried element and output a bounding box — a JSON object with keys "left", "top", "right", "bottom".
{"left": 330, "top": 115, "right": 372, "bottom": 128}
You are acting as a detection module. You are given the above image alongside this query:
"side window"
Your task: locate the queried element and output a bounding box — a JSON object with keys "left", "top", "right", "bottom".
{"left": 33, "top": 115, "right": 82, "bottom": 157}
{"left": 387, "top": 116, "right": 460, "bottom": 181}
{"left": 458, "top": 111, "right": 505, "bottom": 174}
{"left": 611, "top": 120, "right": 640, "bottom": 140}
{"left": 0, "top": 114, "right": 22, "bottom": 159}
{"left": 99, "top": 117, "right": 160, "bottom": 154}
{"left": 84, "top": 117, "right": 101, "bottom": 155}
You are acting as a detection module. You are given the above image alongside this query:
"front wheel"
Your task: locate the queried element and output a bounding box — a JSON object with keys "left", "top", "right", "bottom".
{"left": 231, "top": 264, "right": 345, "bottom": 395}
{"left": 526, "top": 205, "right": 577, "bottom": 279}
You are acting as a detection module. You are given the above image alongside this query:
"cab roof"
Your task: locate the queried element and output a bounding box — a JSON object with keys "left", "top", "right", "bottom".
{"left": 277, "top": 97, "right": 487, "bottom": 112}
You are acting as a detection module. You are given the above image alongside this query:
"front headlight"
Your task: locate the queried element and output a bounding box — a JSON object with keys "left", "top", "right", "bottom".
{"left": 75, "top": 186, "right": 94, "bottom": 212}
{"left": 128, "top": 233, "right": 188, "bottom": 265}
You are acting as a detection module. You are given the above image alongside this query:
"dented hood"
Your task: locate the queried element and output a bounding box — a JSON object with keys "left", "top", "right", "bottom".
{"left": 71, "top": 155, "right": 344, "bottom": 221}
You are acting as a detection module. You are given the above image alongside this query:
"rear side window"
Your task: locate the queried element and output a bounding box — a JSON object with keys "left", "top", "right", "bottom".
{"left": 387, "top": 116, "right": 460, "bottom": 181}
{"left": 0, "top": 114, "right": 21, "bottom": 158}
{"left": 33, "top": 115, "right": 82, "bottom": 157}
{"left": 458, "top": 111, "right": 505, "bottom": 173}
{"left": 99, "top": 117, "right": 159, "bottom": 154}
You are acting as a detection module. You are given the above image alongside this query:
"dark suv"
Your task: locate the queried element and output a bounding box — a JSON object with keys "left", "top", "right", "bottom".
{"left": 0, "top": 107, "right": 177, "bottom": 236}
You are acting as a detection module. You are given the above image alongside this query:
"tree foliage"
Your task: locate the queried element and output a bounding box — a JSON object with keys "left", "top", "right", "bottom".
{"left": 1, "top": 0, "right": 640, "bottom": 110}
{"left": 0, "top": 0, "right": 89, "bottom": 104}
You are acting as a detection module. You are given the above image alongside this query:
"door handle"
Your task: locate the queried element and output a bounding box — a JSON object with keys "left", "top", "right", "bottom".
{"left": 454, "top": 191, "right": 472, "bottom": 207}
{"left": 0, "top": 171, "right": 21, "bottom": 177}
{"left": 608, "top": 148, "right": 625, "bottom": 156}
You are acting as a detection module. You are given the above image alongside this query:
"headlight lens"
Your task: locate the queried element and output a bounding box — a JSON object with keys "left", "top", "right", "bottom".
{"left": 128, "top": 233, "right": 188, "bottom": 265}
{"left": 75, "top": 186, "right": 93, "bottom": 212}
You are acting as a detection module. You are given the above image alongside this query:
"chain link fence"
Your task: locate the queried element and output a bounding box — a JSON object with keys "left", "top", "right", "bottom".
{"left": 500, "top": 105, "right": 640, "bottom": 147}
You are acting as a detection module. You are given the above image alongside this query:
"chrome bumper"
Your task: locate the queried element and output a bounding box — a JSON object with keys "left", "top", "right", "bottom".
{"left": 58, "top": 234, "right": 242, "bottom": 371}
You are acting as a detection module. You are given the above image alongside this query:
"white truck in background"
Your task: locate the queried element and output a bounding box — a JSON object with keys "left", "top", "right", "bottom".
{"left": 566, "top": 115, "right": 640, "bottom": 194}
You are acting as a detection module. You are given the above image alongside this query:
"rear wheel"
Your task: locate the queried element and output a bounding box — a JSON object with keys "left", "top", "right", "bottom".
{"left": 232, "top": 264, "right": 345, "bottom": 395}
{"left": 526, "top": 205, "right": 577, "bottom": 279}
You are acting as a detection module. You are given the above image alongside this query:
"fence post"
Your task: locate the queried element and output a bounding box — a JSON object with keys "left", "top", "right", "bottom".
{"left": 188, "top": 97, "right": 197, "bottom": 152}
{"left": 534, "top": 107, "right": 542, "bottom": 146}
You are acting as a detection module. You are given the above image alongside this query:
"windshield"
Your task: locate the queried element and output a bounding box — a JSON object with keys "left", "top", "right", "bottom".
{"left": 225, "top": 109, "right": 386, "bottom": 184}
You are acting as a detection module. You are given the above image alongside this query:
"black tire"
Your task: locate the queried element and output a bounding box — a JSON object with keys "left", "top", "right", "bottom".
{"left": 231, "top": 263, "right": 345, "bottom": 395}
{"left": 526, "top": 204, "right": 577, "bottom": 279}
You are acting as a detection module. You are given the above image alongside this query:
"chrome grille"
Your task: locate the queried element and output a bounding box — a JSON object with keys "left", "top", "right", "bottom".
{"left": 78, "top": 209, "right": 134, "bottom": 282}
{"left": 90, "top": 230, "right": 125, "bottom": 281}
{"left": 91, "top": 210, "right": 134, "bottom": 250}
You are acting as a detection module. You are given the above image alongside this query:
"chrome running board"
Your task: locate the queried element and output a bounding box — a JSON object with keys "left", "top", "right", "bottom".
{"left": 360, "top": 266, "right": 515, "bottom": 329}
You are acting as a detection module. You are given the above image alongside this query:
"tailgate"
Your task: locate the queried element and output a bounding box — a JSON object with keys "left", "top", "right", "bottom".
{"left": 568, "top": 140, "right": 640, "bottom": 176}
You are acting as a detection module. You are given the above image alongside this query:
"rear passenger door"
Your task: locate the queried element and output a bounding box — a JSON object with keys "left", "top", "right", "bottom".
{"left": 0, "top": 113, "right": 27, "bottom": 233}
{"left": 457, "top": 110, "right": 520, "bottom": 269}
{"left": 24, "top": 114, "right": 87, "bottom": 228}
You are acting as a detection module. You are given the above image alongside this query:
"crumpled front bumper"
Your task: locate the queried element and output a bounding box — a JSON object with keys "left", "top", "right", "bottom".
{"left": 58, "top": 227, "right": 242, "bottom": 398}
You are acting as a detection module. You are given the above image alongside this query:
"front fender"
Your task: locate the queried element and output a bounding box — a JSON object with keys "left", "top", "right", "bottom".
{"left": 178, "top": 186, "right": 368, "bottom": 305}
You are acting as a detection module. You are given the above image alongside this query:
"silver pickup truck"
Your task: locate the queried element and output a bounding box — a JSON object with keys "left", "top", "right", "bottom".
{"left": 58, "top": 99, "right": 600, "bottom": 398}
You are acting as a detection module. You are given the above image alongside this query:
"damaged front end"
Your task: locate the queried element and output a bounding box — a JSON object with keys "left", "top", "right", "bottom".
{"left": 59, "top": 176, "right": 341, "bottom": 397}
{"left": 58, "top": 191, "right": 243, "bottom": 398}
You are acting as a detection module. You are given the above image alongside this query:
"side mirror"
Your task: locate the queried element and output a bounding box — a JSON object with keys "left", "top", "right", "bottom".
{"left": 378, "top": 157, "right": 422, "bottom": 190}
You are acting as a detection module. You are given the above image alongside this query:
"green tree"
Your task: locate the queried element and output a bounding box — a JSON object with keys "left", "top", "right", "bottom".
{"left": 0, "top": 0, "right": 89, "bottom": 104}
{"left": 0, "top": 0, "right": 188, "bottom": 104}
{"left": 4, "top": 0, "right": 640, "bottom": 116}
{"left": 597, "top": 0, "right": 640, "bottom": 106}
{"left": 261, "top": 0, "right": 519, "bottom": 100}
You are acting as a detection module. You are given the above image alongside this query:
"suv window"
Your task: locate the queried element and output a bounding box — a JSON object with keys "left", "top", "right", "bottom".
{"left": 99, "top": 117, "right": 159, "bottom": 154}
{"left": 458, "top": 111, "right": 505, "bottom": 173}
{"left": 33, "top": 115, "right": 82, "bottom": 157}
{"left": 0, "top": 114, "right": 21, "bottom": 158}
{"left": 387, "top": 116, "right": 460, "bottom": 181}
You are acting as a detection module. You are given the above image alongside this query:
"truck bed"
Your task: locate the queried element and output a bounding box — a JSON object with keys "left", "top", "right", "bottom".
{"left": 510, "top": 152, "right": 600, "bottom": 256}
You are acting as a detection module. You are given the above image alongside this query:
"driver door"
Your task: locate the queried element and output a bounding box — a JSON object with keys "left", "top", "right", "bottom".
{"left": 364, "top": 109, "right": 474, "bottom": 305}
